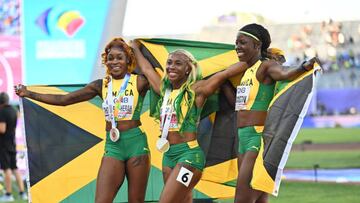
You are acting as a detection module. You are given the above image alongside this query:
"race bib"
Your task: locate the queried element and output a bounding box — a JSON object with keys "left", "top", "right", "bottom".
{"left": 116, "top": 96, "right": 134, "bottom": 119}
{"left": 160, "top": 105, "right": 178, "bottom": 130}
{"left": 102, "top": 102, "right": 112, "bottom": 121}
{"left": 235, "top": 86, "right": 250, "bottom": 111}
{"left": 176, "top": 167, "right": 193, "bottom": 187}
{"left": 169, "top": 113, "right": 178, "bottom": 128}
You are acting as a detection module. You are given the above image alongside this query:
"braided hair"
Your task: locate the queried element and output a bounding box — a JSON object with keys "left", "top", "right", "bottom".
{"left": 239, "top": 23, "right": 271, "bottom": 60}
{"left": 101, "top": 38, "right": 136, "bottom": 76}
{"left": 153, "top": 49, "right": 202, "bottom": 133}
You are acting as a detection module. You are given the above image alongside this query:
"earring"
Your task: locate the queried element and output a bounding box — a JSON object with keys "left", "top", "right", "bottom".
{"left": 186, "top": 72, "right": 190, "bottom": 75}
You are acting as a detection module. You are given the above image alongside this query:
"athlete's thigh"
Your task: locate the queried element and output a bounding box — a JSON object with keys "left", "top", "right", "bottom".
{"left": 237, "top": 153, "right": 244, "bottom": 170}
{"left": 162, "top": 166, "right": 172, "bottom": 184}
{"left": 126, "top": 154, "right": 151, "bottom": 203}
{"left": 237, "top": 151, "right": 258, "bottom": 186}
{"left": 256, "top": 192, "right": 268, "bottom": 203}
{"left": 159, "top": 163, "right": 202, "bottom": 203}
{"left": 235, "top": 151, "right": 259, "bottom": 203}
{"left": 95, "top": 157, "right": 126, "bottom": 203}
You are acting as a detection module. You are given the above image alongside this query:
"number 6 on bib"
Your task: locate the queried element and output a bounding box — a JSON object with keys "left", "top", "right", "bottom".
{"left": 176, "top": 167, "right": 193, "bottom": 187}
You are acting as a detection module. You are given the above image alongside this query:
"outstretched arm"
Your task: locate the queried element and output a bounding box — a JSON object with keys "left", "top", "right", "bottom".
{"left": 131, "top": 40, "right": 161, "bottom": 94}
{"left": 15, "top": 79, "right": 102, "bottom": 106}
{"left": 266, "top": 57, "right": 319, "bottom": 81}
{"left": 194, "top": 61, "right": 247, "bottom": 98}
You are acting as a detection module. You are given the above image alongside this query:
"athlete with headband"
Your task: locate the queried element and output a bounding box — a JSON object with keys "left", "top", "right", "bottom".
{"left": 233, "top": 23, "right": 318, "bottom": 203}
{"left": 15, "top": 38, "right": 151, "bottom": 203}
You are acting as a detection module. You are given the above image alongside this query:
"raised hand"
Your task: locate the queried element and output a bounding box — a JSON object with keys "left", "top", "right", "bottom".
{"left": 303, "top": 57, "right": 321, "bottom": 71}
{"left": 14, "top": 84, "right": 28, "bottom": 97}
{"left": 130, "top": 39, "right": 141, "bottom": 50}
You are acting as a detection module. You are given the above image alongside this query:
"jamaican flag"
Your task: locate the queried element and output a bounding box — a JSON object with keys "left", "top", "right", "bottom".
{"left": 137, "top": 38, "right": 321, "bottom": 196}
{"left": 21, "top": 38, "right": 319, "bottom": 202}
{"left": 138, "top": 38, "right": 241, "bottom": 198}
{"left": 251, "top": 64, "right": 321, "bottom": 196}
{"left": 21, "top": 86, "right": 106, "bottom": 203}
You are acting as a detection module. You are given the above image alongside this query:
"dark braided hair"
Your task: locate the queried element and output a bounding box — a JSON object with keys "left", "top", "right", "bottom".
{"left": 239, "top": 23, "right": 271, "bottom": 60}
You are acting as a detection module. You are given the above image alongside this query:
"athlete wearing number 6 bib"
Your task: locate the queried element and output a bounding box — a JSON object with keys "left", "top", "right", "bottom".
{"left": 132, "top": 40, "right": 248, "bottom": 203}
{"left": 15, "top": 38, "right": 151, "bottom": 203}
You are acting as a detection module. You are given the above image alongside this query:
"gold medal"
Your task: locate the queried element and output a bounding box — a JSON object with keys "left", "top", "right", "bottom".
{"left": 156, "top": 138, "right": 170, "bottom": 153}
{"left": 110, "top": 128, "right": 120, "bottom": 142}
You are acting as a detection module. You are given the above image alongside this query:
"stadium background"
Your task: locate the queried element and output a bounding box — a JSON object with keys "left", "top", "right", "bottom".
{"left": 0, "top": 0, "right": 359, "bottom": 202}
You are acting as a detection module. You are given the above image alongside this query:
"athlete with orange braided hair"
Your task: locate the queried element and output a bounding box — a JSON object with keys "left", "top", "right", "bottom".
{"left": 15, "top": 38, "right": 151, "bottom": 203}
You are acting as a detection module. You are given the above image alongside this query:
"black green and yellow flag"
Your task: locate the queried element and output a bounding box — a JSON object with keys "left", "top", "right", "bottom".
{"left": 21, "top": 38, "right": 319, "bottom": 202}
{"left": 137, "top": 38, "right": 321, "bottom": 196}
{"left": 251, "top": 64, "right": 321, "bottom": 196}
{"left": 138, "top": 38, "right": 241, "bottom": 198}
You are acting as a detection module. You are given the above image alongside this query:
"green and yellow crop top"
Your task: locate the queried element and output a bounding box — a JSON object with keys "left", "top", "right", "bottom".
{"left": 160, "top": 89, "right": 202, "bottom": 133}
{"left": 102, "top": 74, "right": 144, "bottom": 121}
{"left": 236, "top": 60, "right": 275, "bottom": 111}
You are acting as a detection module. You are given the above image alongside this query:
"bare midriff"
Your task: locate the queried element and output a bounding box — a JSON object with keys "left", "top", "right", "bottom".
{"left": 237, "top": 110, "right": 267, "bottom": 128}
{"left": 167, "top": 131, "right": 197, "bottom": 145}
{"left": 105, "top": 120, "right": 141, "bottom": 132}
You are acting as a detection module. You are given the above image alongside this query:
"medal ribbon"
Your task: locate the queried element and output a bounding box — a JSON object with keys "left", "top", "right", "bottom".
{"left": 160, "top": 88, "right": 173, "bottom": 140}
{"left": 106, "top": 74, "right": 131, "bottom": 130}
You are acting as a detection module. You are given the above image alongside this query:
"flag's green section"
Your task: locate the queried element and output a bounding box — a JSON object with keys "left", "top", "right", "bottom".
{"left": 60, "top": 166, "right": 211, "bottom": 203}
{"left": 149, "top": 88, "right": 160, "bottom": 117}
{"left": 223, "top": 179, "right": 237, "bottom": 187}
{"left": 141, "top": 38, "right": 234, "bottom": 61}
{"left": 141, "top": 91, "right": 151, "bottom": 114}
{"left": 274, "top": 80, "right": 291, "bottom": 96}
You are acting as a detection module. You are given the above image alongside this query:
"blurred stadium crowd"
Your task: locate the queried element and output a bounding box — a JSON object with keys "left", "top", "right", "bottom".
{"left": 0, "top": 0, "right": 20, "bottom": 35}
{"left": 274, "top": 20, "right": 360, "bottom": 89}
{"left": 1, "top": 4, "right": 359, "bottom": 117}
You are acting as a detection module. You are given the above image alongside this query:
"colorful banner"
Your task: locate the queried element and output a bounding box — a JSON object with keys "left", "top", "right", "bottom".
{"left": 22, "top": 0, "right": 110, "bottom": 85}
{"left": 0, "top": 35, "right": 22, "bottom": 100}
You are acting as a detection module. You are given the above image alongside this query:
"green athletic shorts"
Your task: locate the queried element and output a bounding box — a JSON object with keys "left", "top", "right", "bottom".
{"left": 104, "top": 127, "right": 150, "bottom": 161}
{"left": 238, "top": 126, "right": 264, "bottom": 154}
{"left": 162, "top": 140, "right": 205, "bottom": 171}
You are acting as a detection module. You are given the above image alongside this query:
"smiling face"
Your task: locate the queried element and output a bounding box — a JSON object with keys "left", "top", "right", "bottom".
{"left": 166, "top": 52, "right": 192, "bottom": 88}
{"left": 235, "top": 33, "right": 261, "bottom": 64}
{"left": 105, "top": 47, "right": 128, "bottom": 79}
